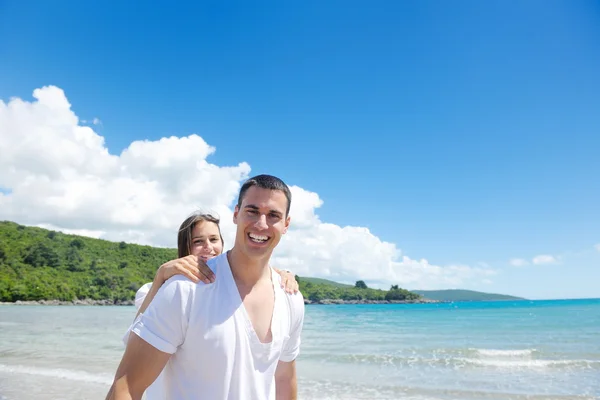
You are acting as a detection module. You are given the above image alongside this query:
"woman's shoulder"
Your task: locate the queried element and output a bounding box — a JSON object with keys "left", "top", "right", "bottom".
{"left": 134, "top": 282, "right": 154, "bottom": 309}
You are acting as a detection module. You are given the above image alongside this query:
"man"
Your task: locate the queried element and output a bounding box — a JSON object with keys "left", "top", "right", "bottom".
{"left": 106, "top": 174, "right": 305, "bottom": 400}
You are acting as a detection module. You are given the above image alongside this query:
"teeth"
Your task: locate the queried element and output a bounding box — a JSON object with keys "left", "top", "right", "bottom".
{"left": 249, "top": 233, "right": 268, "bottom": 242}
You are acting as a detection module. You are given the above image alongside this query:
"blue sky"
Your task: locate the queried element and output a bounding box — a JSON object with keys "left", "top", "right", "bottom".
{"left": 1, "top": 1, "right": 599, "bottom": 299}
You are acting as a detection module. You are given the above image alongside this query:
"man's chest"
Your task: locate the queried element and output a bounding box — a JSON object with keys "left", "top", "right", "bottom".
{"left": 241, "top": 285, "right": 276, "bottom": 343}
{"left": 180, "top": 294, "right": 290, "bottom": 366}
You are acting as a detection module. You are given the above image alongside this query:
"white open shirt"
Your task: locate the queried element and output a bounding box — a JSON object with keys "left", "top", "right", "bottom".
{"left": 124, "top": 253, "right": 305, "bottom": 400}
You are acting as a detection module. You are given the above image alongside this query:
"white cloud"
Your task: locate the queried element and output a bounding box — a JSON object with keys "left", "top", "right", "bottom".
{"left": 532, "top": 254, "right": 557, "bottom": 265}
{"left": 595, "top": 243, "right": 600, "bottom": 252}
{"left": 0, "top": 86, "right": 497, "bottom": 290}
{"left": 81, "top": 118, "right": 101, "bottom": 126}
{"left": 510, "top": 255, "right": 560, "bottom": 267}
{"left": 0, "top": 86, "right": 249, "bottom": 247}
{"left": 509, "top": 258, "right": 530, "bottom": 267}
{"left": 35, "top": 223, "right": 105, "bottom": 239}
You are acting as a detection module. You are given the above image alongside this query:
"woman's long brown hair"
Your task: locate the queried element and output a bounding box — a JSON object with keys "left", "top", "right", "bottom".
{"left": 176, "top": 212, "right": 224, "bottom": 258}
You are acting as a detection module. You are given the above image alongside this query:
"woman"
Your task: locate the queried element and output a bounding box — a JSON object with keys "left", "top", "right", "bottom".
{"left": 124, "top": 212, "right": 299, "bottom": 399}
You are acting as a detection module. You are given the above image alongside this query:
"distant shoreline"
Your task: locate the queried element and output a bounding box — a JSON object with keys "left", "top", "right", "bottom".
{"left": 1, "top": 298, "right": 441, "bottom": 306}
{"left": 305, "top": 298, "right": 441, "bottom": 305}
{"left": 0, "top": 299, "right": 135, "bottom": 306}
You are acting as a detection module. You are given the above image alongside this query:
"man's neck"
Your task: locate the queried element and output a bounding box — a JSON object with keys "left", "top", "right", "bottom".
{"left": 227, "top": 248, "right": 272, "bottom": 287}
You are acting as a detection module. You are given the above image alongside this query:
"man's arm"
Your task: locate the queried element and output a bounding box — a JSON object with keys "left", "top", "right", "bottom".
{"left": 110, "top": 276, "right": 195, "bottom": 399}
{"left": 106, "top": 334, "right": 171, "bottom": 400}
{"left": 274, "top": 360, "right": 297, "bottom": 400}
{"left": 276, "top": 291, "right": 305, "bottom": 400}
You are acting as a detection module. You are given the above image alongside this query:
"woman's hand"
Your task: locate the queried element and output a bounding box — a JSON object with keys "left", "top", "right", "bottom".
{"left": 155, "top": 255, "right": 216, "bottom": 285}
{"left": 274, "top": 268, "right": 299, "bottom": 294}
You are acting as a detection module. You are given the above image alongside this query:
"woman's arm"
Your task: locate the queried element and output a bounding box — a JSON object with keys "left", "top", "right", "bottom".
{"left": 134, "top": 255, "right": 216, "bottom": 318}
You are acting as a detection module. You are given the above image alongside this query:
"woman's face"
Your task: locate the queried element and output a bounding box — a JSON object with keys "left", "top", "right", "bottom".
{"left": 190, "top": 221, "right": 224, "bottom": 261}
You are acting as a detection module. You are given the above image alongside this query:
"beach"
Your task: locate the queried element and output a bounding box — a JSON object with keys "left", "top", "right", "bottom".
{"left": 1, "top": 299, "right": 599, "bottom": 399}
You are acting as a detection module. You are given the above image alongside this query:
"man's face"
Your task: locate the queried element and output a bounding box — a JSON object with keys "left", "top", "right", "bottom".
{"left": 233, "top": 186, "right": 290, "bottom": 260}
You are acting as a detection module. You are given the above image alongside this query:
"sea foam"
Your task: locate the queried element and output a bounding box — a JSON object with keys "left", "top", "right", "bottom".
{"left": 0, "top": 364, "right": 112, "bottom": 385}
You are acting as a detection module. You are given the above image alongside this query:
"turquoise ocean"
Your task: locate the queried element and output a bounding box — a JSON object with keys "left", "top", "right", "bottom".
{"left": 0, "top": 299, "right": 599, "bottom": 399}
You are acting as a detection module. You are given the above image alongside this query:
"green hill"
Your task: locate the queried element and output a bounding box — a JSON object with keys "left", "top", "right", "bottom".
{"left": 0, "top": 220, "right": 176, "bottom": 302}
{"left": 0, "top": 221, "right": 422, "bottom": 304}
{"left": 298, "top": 280, "right": 523, "bottom": 302}
{"left": 412, "top": 289, "right": 525, "bottom": 302}
{"left": 300, "top": 277, "right": 353, "bottom": 288}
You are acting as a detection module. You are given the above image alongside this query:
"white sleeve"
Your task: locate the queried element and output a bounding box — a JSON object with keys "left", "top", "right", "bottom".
{"left": 120, "top": 282, "right": 153, "bottom": 346}
{"left": 279, "top": 292, "right": 305, "bottom": 362}
{"left": 135, "top": 282, "right": 153, "bottom": 310}
{"left": 131, "top": 276, "right": 196, "bottom": 354}
{"left": 121, "top": 313, "right": 142, "bottom": 346}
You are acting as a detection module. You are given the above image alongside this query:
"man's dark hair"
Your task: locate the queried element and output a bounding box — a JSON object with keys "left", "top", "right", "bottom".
{"left": 237, "top": 174, "right": 292, "bottom": 216}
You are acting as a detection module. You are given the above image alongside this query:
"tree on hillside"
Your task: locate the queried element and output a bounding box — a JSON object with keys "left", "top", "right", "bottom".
{"left": 69, "top": 239, "right": 85, "bottom": 249}
{"left": 66, "top": 247, "right": 84, "bottom": 272}
{"left": 355, "top": 280, "right": 368, "bottom": 289}
{"left": 23, "top": 243, "right": 60, "bottom": 268}
{"left": 386, "top": 285, "right": 421, "bottom": 301}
